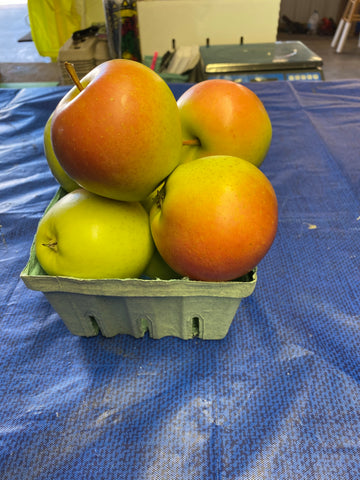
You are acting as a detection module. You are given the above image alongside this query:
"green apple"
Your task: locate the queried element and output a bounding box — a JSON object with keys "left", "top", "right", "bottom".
{"left": 51, "top": 59, "right": 183, "bottom": 202}
{"left": 43, "top": 113, "right": 79, "bottom": 192}
{"left": 143, "top": 249, "right": 182, "bottom": 280}
{"left": 35, "top": 188, "right": 154, "bottom": 279}
{"left": 150, "top": 155, "right": 278, "bottom": 282}
{"left": 177, "top": 79, "right": 272, "bottom": 167}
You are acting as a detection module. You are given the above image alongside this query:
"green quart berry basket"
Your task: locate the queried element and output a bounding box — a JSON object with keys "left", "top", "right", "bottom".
{"left": 20, "top": 188, "right": 257, "bottom": 340}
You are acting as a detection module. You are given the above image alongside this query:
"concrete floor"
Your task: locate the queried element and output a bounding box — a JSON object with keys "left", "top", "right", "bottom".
{"left": 0, "top": 2, "right": 360, "bottom": 84}
{"left": 0, "top": 2, "right": 60, "bottom": 85}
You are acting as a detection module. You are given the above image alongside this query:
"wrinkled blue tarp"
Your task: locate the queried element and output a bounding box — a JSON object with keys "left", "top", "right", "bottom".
{"left": 1, "top": 81, "right": 360, "bottom": 480}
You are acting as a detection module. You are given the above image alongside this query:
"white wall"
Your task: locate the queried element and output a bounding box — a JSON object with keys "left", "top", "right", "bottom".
{"left": 137, "top": 0, "right": 282, "bottom": 56}
{"left": 81, "top": 0, "right": 282, "bottom": 57}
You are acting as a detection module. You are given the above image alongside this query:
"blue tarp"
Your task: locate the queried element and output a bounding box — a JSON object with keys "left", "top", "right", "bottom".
{"left": 1, "top": 80, "right": 360, "bottom": 479}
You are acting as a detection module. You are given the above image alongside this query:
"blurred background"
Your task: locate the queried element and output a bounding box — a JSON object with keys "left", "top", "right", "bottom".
{"left": 0, "top": 0, "right": 359, "bottom": 85}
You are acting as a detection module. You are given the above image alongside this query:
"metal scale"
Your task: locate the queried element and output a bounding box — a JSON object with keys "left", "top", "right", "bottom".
{"left": 200, "top": 41, "right": 324, "bottom": 82}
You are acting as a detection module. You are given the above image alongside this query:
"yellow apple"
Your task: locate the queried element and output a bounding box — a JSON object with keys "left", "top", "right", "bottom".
{"left": 143, "top": 249, "right": 182, "bottom": 280}
{"left": 150, "top": 155, "right": 278, "bottom": 281}
{"left": 51, "top": 59, "right": 183, "bottom": 202}
{"left": 177, "top": 79, "right": 272, "bottom": 167}
{"left": 43, "top": 113, "right": 79, "bottom": 192}
{"left": 35, "top": 188, "right": 154, "bottom": 279}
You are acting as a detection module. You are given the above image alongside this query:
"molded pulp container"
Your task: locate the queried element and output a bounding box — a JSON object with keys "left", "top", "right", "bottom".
{"left": 20, "top": 189, "right": 257, "bottom": 340}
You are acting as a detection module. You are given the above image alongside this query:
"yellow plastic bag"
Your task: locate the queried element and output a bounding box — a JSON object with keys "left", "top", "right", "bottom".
{"left": 28, "top": 0, "right": 82, "bottom": 61}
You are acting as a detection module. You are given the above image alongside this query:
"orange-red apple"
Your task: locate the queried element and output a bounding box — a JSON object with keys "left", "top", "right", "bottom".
{"left": 51, "top": 59, "right": 183, "bottom": 202}
{"left": 177, "top": 79, "right": 272, "bottom": 167}
{"left": 150, "top": 155, "right": 278, "bottom": 281}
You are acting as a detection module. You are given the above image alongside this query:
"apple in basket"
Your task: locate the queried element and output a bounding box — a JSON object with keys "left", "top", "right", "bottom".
{"left": 143, "top": 248, "right": 182, "bottom": 280}
{"left": 177, "top": 79, "right": 272, "bottom": 167}
{"left": 35, "top": 188, "right": 154, "bottom": 279}
{"left": 50, "top": 59, "right": 183, "bottom": 202}
{"left": 150, "top": 155, "right": 278, "bottom": 282}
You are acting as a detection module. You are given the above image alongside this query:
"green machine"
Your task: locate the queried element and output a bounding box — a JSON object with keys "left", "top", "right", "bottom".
{"left": 200, "top": 41, "right": 324, "bottom": 82}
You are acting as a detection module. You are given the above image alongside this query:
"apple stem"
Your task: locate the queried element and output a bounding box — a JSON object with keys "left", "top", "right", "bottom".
{"left": 155, "top": 183, "right": 166, "bottom": 209}
{"left": 182, "top": 138, "right": 201, "bottom": 146}
{"left": 65, "top": 61, "right": 84, "bottom": 92}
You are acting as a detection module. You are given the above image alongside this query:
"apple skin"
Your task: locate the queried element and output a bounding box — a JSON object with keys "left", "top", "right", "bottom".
{"left": 43, "top": 113, "right": 79, "bottom": 192}
{"left": 177, "top": 79, "right": 272, "bottom": 167}
{"left": 150, "top": 155, "right": 278, "bottom": 282}
{"left": 51, "top": 59, "right": 183, "bottom": 202}
{"left": 35, "top": 188, "right": 154, "bottom": 279}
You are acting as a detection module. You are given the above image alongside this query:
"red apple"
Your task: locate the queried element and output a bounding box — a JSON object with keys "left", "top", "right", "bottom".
{"left": 150, "top": 155, "right": 278, "bottom": 281}
{"left": 177, "top": 79, "right": 272, "bottom": 167}
{"left": 51, "top": 59, "right": 183, "bottom": 202}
